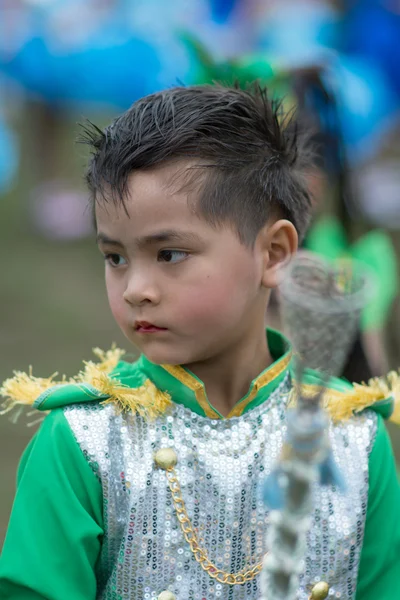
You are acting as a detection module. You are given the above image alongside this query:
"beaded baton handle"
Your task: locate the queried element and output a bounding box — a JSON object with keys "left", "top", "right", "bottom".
{"left": 260, "top": 252, "right": 372, "bottom": 600}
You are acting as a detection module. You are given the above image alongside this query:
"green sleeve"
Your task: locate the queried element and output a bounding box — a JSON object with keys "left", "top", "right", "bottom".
{"left": 0, "top": 409, "right": 104, "bottom": 600}
{"left": 356, "top": 415, "right": 400, "bottom": 599}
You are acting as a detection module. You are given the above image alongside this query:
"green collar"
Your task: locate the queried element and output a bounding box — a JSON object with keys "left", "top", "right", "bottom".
{"left": 137, "top": 328, "right": 292, "bottom": 419}
{"left": 8, "top": 328, "right": 395, "bottom": 423}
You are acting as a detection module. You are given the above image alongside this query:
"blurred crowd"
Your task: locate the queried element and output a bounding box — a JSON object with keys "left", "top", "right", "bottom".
{"left": 1, "top": 0, "right": 400, "bottom": 376}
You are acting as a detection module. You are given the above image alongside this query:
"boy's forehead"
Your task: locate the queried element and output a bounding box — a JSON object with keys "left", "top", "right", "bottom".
{"left": 129, "top": 159, "right": 205, "bottom": 199}
{"left": 128, "top": 161, "right": 191, "bottom": 200}
{"left": 95, "top": 160, "right": 203, "bottom": 231}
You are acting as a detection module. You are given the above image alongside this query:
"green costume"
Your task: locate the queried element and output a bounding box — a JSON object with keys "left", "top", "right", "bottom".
{"left": 0, "top": 330, "right": 399, "bottom": 599}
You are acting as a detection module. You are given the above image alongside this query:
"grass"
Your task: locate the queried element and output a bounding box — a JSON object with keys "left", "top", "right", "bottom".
{"left": 0, "top": 109, "right": 128, "bottom": 542}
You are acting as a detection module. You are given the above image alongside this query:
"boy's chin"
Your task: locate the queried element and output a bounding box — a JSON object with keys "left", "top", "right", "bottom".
{"left": 139, "top": 346, "right": 198, "bottom": 367}
{"left": 132, "top": 336, "right": 209, "bottom": 367}
{"left": 139, "top": 347, "right": 185, "bottom": 366}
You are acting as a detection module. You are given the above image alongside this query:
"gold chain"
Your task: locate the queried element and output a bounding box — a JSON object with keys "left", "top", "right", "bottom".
{"left": 164, "top": 467, "right": 264, "bottom": 585}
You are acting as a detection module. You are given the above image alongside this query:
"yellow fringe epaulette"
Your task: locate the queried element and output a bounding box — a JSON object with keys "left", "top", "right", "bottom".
{"left": 0, "top": 345, "right": 172, "bottom": 422}
{"left": 291, "top": 371, "right": 400, "bottom": 424}
{"left": 0, "top": 368, "right": 63, "bottom": 410}
{"left": 99, "top": 378, "right": 172, "bottom": 419}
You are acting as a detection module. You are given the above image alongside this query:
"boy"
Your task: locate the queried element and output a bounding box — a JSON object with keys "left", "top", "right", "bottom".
{"left": 1, "top": 84, "right": 400, "bottom": 600}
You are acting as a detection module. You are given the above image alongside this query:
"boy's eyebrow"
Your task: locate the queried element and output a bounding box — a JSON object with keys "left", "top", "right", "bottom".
{"left": 96, "top": 233, "right": 124, "bottom": 247}
{"left": 136, "top": 230, "right": 203, "bottom": 248}
{"left": 96, "top": 230, "right": 203, "bottom": 248}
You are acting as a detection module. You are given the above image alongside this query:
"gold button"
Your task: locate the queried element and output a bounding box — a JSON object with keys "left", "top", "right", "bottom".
{"left": 310, "top": 581, "right": 330, "bottom": 600}
{"left": 158, "top": 592, "right": 176, "bottom": 600}
{"left": 154, "top": 448, "right": 178, "bottom": 470}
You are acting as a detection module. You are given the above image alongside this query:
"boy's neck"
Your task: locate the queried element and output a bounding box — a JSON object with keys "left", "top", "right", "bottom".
{"left": 186, "top": 330, "right": 272, "bottom": 417}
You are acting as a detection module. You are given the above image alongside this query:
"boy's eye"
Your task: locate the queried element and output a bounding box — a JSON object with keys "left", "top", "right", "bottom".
{"left": 158, "top": 250, "right": 188, "bottom": 264}
{"left": 104, "top": 253, "right": 127, "bottom": 267}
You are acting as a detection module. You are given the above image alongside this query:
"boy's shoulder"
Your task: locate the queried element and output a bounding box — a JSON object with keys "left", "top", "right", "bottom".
{"left": 0, "top": 347, "right": 172, "bottom": 420}
{"left": 1, "top": 345, "right": 399, "bottom": 426}
{"left": 294, "top": 367, "right": 400, "bottom": 424}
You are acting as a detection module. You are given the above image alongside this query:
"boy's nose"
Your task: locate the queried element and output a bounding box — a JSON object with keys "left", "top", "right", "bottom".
{"left": 123, "top": 273, "right": 160, "bottom": 306}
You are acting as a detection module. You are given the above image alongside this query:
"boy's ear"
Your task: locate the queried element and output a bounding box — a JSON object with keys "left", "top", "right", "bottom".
{"left": 258, "top": 219, "right": 298, "bottom": 289}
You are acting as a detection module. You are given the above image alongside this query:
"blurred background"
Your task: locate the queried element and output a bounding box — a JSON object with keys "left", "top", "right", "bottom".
{"left": 1, "top": 0, "right": 400, "bottom": 544}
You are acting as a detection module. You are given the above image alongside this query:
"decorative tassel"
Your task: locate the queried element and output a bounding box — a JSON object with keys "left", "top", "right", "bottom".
{"left": 74, "top": 348, "right": 172, "bottom": 418}
{"left": 101, "top": 378, "right": 172, "bottom": 419}
{"left": 0, "top": 345, "right": 171, "bottom": 422}
{"left": 0, "top": 368, "right": 62, "bottom": 420}
{"left": 84, "top": 344, "right": 125, "bottom": 375}
{"left": 0, "top": 345, "right": 124, "bottom": 407}
{"left": 368, "top": 371, "right": 400, "bottom": 425}
{"left": 290, "top": 371, "right": 400, "bottom": 424}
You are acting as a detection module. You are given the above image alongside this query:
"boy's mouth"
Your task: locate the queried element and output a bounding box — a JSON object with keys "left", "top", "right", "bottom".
{"left": 134, "top": 321, "right": 168, "bottom": 334}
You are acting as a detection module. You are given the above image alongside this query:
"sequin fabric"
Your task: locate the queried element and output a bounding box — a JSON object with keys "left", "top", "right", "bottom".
{"left": 64, "top": 374, "right": 376, "bottom": 600}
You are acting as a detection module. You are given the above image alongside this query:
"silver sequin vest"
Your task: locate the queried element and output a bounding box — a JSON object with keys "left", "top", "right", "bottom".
{"left": 64, "top": 375, "right": 377, "bottom": 600}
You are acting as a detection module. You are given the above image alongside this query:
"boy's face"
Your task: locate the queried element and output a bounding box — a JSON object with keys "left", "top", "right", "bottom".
{"left": 96, "top": 162, "right": 275, "bottom": 366}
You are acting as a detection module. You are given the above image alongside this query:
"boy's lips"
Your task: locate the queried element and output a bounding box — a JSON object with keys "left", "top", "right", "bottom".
{"left": 134, "top": 321, "right": 168, "bottom": 333}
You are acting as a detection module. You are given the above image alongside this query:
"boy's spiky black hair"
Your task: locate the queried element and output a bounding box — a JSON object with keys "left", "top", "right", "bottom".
{"left": 81, "top": 83, "right": 313, "bottom": 244}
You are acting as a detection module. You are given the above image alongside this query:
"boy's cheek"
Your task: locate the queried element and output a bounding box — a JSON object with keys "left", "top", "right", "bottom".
{"left": 173, "top": 281, "right": 240, "bottom": 327}
{"left": 107, "top": 289, "right": 127, "bottom": 328}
